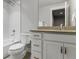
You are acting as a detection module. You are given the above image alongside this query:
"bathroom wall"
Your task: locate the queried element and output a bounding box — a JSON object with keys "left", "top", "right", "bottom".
{"left": 9, "top": 1, "right": 20, "bottom": 41}
{"left": 3, "top": 1, "right": 10, "bottom": 40}
{"left": 4, "top": 0, "right": 38, "bottom": 42}
{"left": 39, "top": 2, "right": 65, "bottom": 26}
{"left": 68, "top": 0, "right": 76, "bottom": 26}
{"left": 3, "top": 0, "right": 20, "bottom": 41}
{"left": 21, "top": 0, "right": 38, "bottom": 33}
{"left": 39, "top": 0, "right": 76, "bottom": 26}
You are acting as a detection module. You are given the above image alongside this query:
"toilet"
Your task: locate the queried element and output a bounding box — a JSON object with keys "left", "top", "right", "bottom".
{"left": 7, "top": 34, "right": 31, "bottom": 59}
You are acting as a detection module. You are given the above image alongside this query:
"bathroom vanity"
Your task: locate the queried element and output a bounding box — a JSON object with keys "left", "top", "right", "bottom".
{"left": 31, "top": 28, "right": 76, "bottom": 59}
{"left": 31, "top": 1, "right": 76, "bottom": 58}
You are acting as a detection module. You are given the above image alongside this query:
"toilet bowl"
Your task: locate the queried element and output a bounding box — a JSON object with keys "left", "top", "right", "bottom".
{"left": 8, "top": 33, "right": 31, "bottom": 59}
{"left": 8, "top": 43, "right": 26, "bottom": 59}
{"left": 9, "top": 43, "right": 25, "bottom": 55}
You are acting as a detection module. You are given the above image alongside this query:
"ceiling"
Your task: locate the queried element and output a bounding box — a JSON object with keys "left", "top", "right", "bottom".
{"left": 39, "top": 0, "right": 67, "bottom": 7}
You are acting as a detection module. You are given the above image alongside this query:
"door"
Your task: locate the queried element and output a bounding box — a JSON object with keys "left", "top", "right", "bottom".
{"left": 43, "top": 41, "right": 63, "bottom": 59}
{"left": 64, "top": 43, "right": 76, "bottom": 59}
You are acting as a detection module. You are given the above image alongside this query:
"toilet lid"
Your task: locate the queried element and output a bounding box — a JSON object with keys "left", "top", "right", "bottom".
{"left": 9, "top": 43, "right": 25, "bottom": 51}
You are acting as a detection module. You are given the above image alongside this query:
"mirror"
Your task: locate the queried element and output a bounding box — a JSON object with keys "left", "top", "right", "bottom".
{"left": 38, "top": 0, "right": 76, "bottom": 27}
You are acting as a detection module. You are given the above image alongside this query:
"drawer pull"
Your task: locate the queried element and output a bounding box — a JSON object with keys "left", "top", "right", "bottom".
{"left": 33, "top": 44, "right": 39, "bottom": 47}
{"left": 34, "top": 35, "right": 40, "bottom": 37}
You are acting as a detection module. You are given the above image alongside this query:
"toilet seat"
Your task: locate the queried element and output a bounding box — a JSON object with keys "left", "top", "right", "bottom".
{"left": 8, "top": 43, "right": 25, "bottom": 55}
{"left": 9, "top": 43, "right": 25, "bottom": 51}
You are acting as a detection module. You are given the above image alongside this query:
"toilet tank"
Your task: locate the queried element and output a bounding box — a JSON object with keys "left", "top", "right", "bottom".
{"left": 20, "top": 33, "right": 32, "bottom": 45}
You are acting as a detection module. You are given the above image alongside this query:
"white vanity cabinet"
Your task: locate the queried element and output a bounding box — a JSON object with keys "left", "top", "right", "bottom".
{"left": 31, "top": 33, "right": 42, "bottom": 59}
{"left": 43, "top": 41, "right": 76, "bottom": 59}
{"left": 31, "top": 32, "right": 76, "bottom": 59}
{"left": 43, "top": 33, "right": 76, "bottom": 59}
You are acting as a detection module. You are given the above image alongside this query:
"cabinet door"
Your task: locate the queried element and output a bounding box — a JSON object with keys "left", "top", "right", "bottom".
{"left": 43, "top": 41, "right": 63, "bottom": 59}
{"left": 64, "top": 44, "right": 76, "bottom": 59}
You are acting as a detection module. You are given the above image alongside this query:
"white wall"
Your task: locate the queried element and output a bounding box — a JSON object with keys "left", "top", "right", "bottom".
{"left": 3, "top": 0, "right": 20, "bottom": 41}
{"left": 68, "top": 0, "right": 76, "bottom": 26}
{"left": 9, "top": 1, "right": 20, "bottom": 41}
{"left": 4, "top": 0, "right": 38, "bottom": 42}
{"left": 39, "top": 0, "right": 76, "bottom": 26}
{"left": 3, "top": 1, "right": 10, "bottom": 40}
{"left": 39, "top": 2, "right": 65, "bottom": 26}
{"left": 21, "top": 0, "right": 38, "bottom": 33}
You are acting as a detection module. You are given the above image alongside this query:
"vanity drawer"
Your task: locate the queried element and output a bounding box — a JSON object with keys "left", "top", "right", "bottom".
{"left": 31, "top": 51, "right": 41, "bottom": 59}
{"left": 43, "top": 33, "right": 76, "bottom": 44}
{"left": 31, "top": 39, "right": 42, "bottom": 52}
{"left": 32, "top": 33, "right": 42, "bottom": 39}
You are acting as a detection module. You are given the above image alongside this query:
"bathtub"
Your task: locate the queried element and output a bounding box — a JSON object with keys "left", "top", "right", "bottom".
{"left": 3, "top": 39, "right": 20, "bottom": 58}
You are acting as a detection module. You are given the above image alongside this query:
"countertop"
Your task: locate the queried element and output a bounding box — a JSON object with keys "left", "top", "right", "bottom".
{"left": 30, "top": 29, "right": 76, "bottom": 33}
{"left": 30, "top": 26, "right": 76, "bottom": 33}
